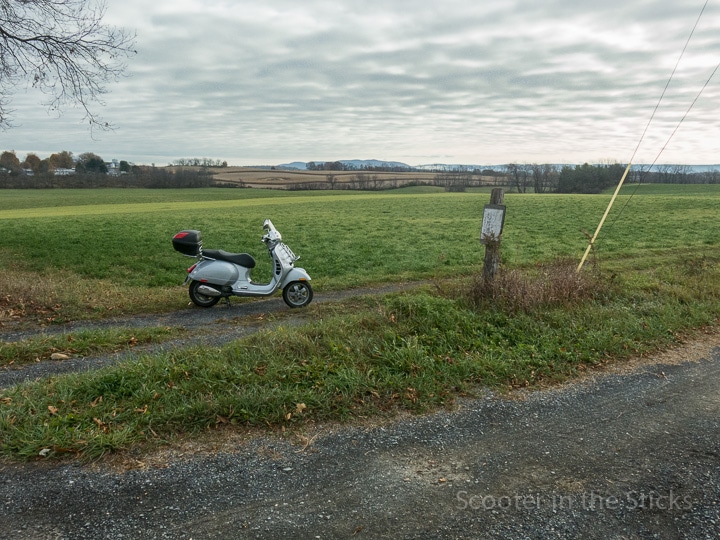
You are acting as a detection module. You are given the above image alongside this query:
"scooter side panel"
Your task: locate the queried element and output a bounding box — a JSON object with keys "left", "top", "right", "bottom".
{"left": 189, "top": 260, "right": 241, "bottom": 286}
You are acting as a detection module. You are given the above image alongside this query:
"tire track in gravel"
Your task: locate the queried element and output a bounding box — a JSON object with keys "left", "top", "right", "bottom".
{"left": 0, "top": 282, "right": 424, "bottom": 389}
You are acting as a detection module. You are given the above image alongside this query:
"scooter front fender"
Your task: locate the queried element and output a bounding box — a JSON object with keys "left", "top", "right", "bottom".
{"left": 281, "top": 267, "right": 311, "bottom": 287}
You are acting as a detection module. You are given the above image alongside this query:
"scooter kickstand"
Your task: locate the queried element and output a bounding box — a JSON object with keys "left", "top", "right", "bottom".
{"left": 224, "top": 297, "right": 231, "bottom": 308}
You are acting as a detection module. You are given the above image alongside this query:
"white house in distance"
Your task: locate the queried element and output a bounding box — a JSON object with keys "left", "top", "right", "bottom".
{"left": 106, "top": 159, "right": 119, "bottom": 175}
{"left": 4, "top": 157, "right": 131, "bottom": 176}
{"left": 53, "top": 158, "right": 126, "bottom": 176}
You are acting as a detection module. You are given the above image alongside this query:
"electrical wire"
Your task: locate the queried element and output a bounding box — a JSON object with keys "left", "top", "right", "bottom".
{"left": 602, "top": 0, "right": 717, "bottom": 235}
{"left": 627, "top": 0, "right": 710, "bottom": 166}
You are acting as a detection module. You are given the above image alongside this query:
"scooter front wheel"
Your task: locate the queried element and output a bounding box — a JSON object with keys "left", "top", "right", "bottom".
{"left": 188, "top": 280, "right": 221, "bottom": 307}
{"left": 282, "top": 281, "right": 313, "bottom": 308}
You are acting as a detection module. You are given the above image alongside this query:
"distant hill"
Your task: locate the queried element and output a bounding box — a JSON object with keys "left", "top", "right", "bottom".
{"left": 340, "top": 159, "right": 412, "bottom": 169}
{"left": 276, "top": 161, "right": 720, "bottom": 173}
{"left": 277, "top": 162, "right": 309, "bottom": 170}
{"left": 277, "top": 159, "right": 412, "bottom": 170}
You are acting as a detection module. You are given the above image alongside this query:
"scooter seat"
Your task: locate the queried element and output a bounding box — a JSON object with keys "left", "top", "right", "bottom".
{"left": 203, "top": 249, "right": 256, "bottom": 269}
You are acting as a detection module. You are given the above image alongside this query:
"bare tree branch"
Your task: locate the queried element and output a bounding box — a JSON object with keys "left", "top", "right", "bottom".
{"left": 0, "top": 0, "right": 136, "bottom": 129}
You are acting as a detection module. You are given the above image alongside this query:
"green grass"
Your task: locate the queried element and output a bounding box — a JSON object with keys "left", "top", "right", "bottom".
{"left": 615, "top": 182, "right": 720, "bottom": 197}
{"left": 0, "top": 327, "right": 182, "bottom": 368}
{"left": 0, "top": 186, "right": 324, "bottom": 211}
{"left": 1, "top": 185, "right": 718, "bottom": 291}
{"left": 1, "top": 185, "right": 719, "bottom": 461}
{"left": 1, "top": 256, "right": 719, "bottom": 461}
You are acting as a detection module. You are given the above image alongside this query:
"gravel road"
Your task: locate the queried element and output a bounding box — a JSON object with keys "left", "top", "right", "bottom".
{"left": 1, "top": 291, "right": 719, "bottom": 539}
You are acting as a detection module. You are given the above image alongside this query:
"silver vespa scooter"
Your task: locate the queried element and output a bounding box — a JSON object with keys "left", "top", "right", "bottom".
{"left": 172, "top": 219, "right": 313, "bottom": 308}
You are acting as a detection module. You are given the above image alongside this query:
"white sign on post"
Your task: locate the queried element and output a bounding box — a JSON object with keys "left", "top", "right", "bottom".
{"left": 480, "top": 204, "right": 506, "bottom": 244}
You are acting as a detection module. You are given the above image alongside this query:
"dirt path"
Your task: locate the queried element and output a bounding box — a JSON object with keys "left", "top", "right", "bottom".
{"left": 1, "top": 288, "right": 719, "bottom": 539}
{"left": 0, "top": 282, "right": 421, "bottom": 389}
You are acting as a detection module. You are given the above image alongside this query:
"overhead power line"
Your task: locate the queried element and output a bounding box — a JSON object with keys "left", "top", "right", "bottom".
{"left": 577, "top": 0, "right": 717, "bottom": 272}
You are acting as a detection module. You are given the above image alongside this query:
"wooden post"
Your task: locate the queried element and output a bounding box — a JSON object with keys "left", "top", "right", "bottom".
{"left": 482, "top": 188, "right": 505, "bottom": 284}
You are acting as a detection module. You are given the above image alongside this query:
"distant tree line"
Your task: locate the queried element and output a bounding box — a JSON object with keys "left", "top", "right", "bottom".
{"left": 505, "top": 162, "right": 720, "bottom": 194}
{"left": 504, "top": 162, "right": 625, "bottom": 194}
{"left": 136, "top": 167, "right": 213, "bottom": 188}
{"left": 556, "top": 163, "right": 626, "bottom": 194}
{"left": 555, "top": 163, "right": 720, "bottom": 193}
{"left": 306, "top": 161, "right": 354, "bottom": 171}
{"left": 0, "top": 150, "right": 211, "bottom": 188}
{"left": 306, "top": 161, "right": 411, "bottom": 172}
{"left": 630, "top": 165, "right": 720, "bottom": 184}
{"left": 0, "top": 166, "right": 212, "bottom": 189}
{"left": 287, "top": 173, "right": 426, "bottom": 191}
{"left": 172, "top": 157, "right": 228, "bottom": 167}
{"left": 3, "top": 149, "right": 719, "bottom": 191}
{"left": 433, "top": 169, "right": 503, "bottom": 192}
{"left": 504, "top": 163, "right": 560, "bottom": 193}
{"left": 286, "top": 174, "right": 399, "bottom": 191}
{"left": 286, "top": 169, "right": 508, "bottom": 191}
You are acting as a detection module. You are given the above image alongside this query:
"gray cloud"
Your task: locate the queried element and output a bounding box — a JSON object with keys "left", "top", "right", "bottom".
{"left": 6, "top": 0, "right": 720, "bottom": 165}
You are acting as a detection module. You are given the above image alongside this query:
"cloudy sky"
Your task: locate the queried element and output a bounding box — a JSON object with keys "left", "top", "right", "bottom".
{"left": 4, "top": 0, "right": 720, "bottom": 166}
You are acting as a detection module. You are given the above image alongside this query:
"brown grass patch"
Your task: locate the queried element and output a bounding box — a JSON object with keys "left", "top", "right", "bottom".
{"left": 0, "top": 264, "right": 181, "bottom": 325}
{"left": 468, "top": 259, "right": 610, "bottom": 313}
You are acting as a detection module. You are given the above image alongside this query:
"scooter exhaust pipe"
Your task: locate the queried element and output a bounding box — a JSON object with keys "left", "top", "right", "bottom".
{"left": 197, "top": 284, "right": 222, "bottom": 297}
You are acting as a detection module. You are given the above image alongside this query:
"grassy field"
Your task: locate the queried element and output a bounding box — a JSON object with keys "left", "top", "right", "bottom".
{"left": 1, "top": 184, "right": 719, "bottom": 460}
{"left": 209, "top": 166, "right": 445, "bottom": 189}
{"left": 1, "top": 184, "right": 718, "bottom": 313}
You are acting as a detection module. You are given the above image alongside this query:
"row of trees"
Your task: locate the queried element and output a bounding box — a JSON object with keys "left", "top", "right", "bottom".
{"left": 305, "top": 161, "right": 412, "bottom": 172}
{"left": 504, "top": 163, "right": 560, "bottom": 193}
{"left": 504, "top": 162, "right": 720, "bottom": 193}
{"left": 287, "top": 170, "right": 503, "bottom": 191}
{"left": 0, "top": 164, "right": 212, "bottom": 189}
{"left": 0, "top": 150, "right": 125, "bottom": 175}
{"left": 0, "top": 151, "right": 237, "bottom": 177}
{"left": 431, "top": 163, "right": 720, "bottom": 193}
{"left": 0, "top": 149, "right": 214, "bottom": 188}
{"left": 634, "top": 165, "right": 720, "bottom": 184}
{"left": 286, "top": 174, "right": 412, "bottom": 191}
{"left": 172, "top": 158, "right": 228, "bottom": 167}
{"left": 434, "top": 170, "right": 492, "bottom": 192}
{"left": 4, "top": 149, "right": 720, "bottom": 191}
{"left": 243, "top": 164, "right": 720, "bottom": 193}
{"left": 556, "top": 163, "right": 627, "bottom": 194}
{"left": 429, "top": 164, "right": 613, "bottom": 193}
{"left": 306, "top": 161, "right": 356, "bottom": 171}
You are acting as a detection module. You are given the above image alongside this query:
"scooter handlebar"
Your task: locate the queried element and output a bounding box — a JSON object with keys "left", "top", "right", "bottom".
{"left": 261, "top": 219, "right": 282, "bottom": 243}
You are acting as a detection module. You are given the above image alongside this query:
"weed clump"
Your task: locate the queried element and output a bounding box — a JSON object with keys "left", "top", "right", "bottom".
{"left": 0, "top": 266, "right": 62, "bottom": 323}
{"left": 467, "top": 259, "right": 611, "bottom": 313}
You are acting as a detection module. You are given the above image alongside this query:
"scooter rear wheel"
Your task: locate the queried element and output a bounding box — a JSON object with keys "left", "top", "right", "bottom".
{"left": 189, "top": 280, "right": 221, "bottom": 307}
{"left": 282, "top": 281, "right": 313, "bottom": 308}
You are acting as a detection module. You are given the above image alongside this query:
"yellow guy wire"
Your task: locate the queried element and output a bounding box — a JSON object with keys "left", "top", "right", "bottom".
{"left": 576, "top": 162, "right": 632, "bottom": 272}
{"left": 576, "top": 1, "right": 711, "bottom": 273}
